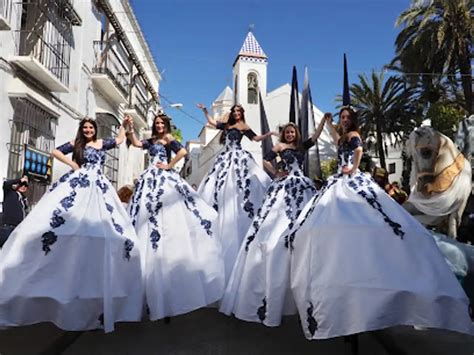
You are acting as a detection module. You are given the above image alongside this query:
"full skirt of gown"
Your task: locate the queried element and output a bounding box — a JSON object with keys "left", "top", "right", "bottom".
{"left": 0, "top": 168, "right": 143, "bottom": 332}
{"left": 198, "top": 146, "right": 271, "bottom": 282}
{"left": 129, "top": 166, "right": 225, "bottom": 320}
{"left": 220, "top": 171, "right": 316, "bottom": 326}
{"left": 289, "top": 172, "right": 473, "bottom": 339}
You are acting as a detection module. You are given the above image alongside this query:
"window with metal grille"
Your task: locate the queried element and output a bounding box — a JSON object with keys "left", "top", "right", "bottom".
{"left": 7, "top": 98, "right": 57, "bottom": 205}
{"left": 96, "top": 113, "right": 119, "bottom": 188}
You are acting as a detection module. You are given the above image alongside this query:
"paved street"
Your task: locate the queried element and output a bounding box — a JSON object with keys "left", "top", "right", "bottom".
{"left": 0, "top": 309, "right": 472, "bottom": 355}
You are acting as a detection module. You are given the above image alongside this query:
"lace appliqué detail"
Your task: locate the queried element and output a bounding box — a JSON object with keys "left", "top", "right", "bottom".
{"left": 347, "top": 174, "right": 405, "bottom": 239}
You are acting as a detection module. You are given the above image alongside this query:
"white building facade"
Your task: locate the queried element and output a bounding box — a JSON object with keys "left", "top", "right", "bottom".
{"left": 182, "top": 32, "right": 336, "bottom": 187}
{"left": 0, "top": 0, "right": 160, "bottom": 205}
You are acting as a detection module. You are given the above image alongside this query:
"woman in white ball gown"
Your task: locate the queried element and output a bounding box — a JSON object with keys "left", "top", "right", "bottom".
{"left": 287, "top": 107, "right": 473, "bottom": 339}
{"left": 197, "top": 103, "right": 273, "bottom": 283}
{"left": 220, "top": 119, "right": 327, "bottom": 326}
{"left": 0, "top": 117, "right": 143, "bottom": 333}
{"left": 126, "top": 114, "right": 224, "bottom": 320}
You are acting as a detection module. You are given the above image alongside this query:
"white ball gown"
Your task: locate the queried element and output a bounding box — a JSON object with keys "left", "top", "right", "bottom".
{"left": 287, "top": 136, "right": 473, "bottom": 339}
{"left": 129, "top": 139, "right": 225, "bottom": 320}
{"left": 220, "top": 147, "right": 317, "bottom": 326}
{"left": 0, "top": 139, "right": 143, "bottom": 332}
{"left": 198, "top": 125, "right": 271, "bottom": 282}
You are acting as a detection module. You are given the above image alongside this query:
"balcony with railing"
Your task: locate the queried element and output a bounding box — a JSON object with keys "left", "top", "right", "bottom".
{"left": 9, "top": 1, "right": 76, "bottom": 92}
{"left": 92, "top": 40, "right": 130, "bottom": 105}
{"left": 0, "top": 0, "right": 13, "bottom": 30}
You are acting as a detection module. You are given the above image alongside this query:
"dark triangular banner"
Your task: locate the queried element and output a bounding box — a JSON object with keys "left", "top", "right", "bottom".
{"left": 308, "top": 83, "right": 322, "bottom": 179}
{"left": 289, "top": 66, "right": 299, "bottom": 124}
{"left": 299, "top": 67, "right": 309, "bottom": 176}
{"left": 259, "top": 91, "right": 275, "bottom": 175}
{"left": 343, "top": 53, "right": 351, "bottom": 106}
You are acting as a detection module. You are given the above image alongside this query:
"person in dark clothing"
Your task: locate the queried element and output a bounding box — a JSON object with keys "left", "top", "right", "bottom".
{"left": 0, "top": 175, "right": 29, "bottom": 247}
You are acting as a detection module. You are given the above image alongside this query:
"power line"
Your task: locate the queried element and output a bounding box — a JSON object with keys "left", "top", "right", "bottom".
{"left": 158, "top": 93, "right": 206, "bottom": 126}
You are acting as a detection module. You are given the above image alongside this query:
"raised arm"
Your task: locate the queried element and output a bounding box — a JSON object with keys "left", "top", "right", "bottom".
{"left": 197, "top": 103, "right": 218, "bottom": 127}
{"left": 52, "top": 141, "right": 80, "bottom": 171}
{"left": 252, "top": 131, "right": 278, "bottom": 142}
{"left": 3, "top": 177, "right": 22, "bottom": 191}
{"left": 114, "top": 115, "right": 132, "bottom": 146}
{"left": 310, "top": 113, "right": 330, "bottom": 142}
{"left": 124, "top": 115, "right": 143, "bottom": 148}
{"left": 325, "top": 114, "right": 340, "bottom": 144}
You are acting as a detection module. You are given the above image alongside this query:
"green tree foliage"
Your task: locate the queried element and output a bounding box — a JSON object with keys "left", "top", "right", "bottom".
{"left": 171, "top": 128, "right": 183, "bottom": 143}
{"left": 394, "top": 0, "right": 472, "bottom": 113}
{"left": 347, "top": 71, "right": 420, "bottom": 169}
{"left": 426, "top": 101, "right": 467, "bottom": 139}
{"left": 321, "top": 159, "right": 338, "bottom": 179}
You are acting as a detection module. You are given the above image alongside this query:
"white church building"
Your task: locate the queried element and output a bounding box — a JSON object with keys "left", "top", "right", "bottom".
{"left": 182, "top": 32, "right": 336, "bottom": 186}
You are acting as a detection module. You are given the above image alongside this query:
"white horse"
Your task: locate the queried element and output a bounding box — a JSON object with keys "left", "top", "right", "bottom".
{"left": 405, "top": 126, "right": 472, "bottom": 239}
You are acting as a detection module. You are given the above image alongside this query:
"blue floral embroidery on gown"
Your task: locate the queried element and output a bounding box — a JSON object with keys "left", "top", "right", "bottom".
{"left": 245, "top": 149, "right": 316, "bottom": 252}
{"left": 41, "top": 139, "right": 135, "bottom": 256}
{"left": 284, "top": 136, "right": 405, "bottom": 247}
{"left": 129, "top": 139, "right": 213, "bottom": 250}
{"left": 202, "top": 127, "right": 259, "bottom": 219}
{"left": 338, "top": 137, "right": 404, "bottom": 239}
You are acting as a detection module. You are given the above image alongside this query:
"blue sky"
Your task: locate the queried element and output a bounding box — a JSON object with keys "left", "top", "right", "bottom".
{"left": 130, "top": 0, "right": 411, "bottom": 142}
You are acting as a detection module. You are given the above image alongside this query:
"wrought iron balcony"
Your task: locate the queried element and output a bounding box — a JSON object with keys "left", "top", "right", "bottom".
{"left": 9, "top": 1, "right": 74, "bottom": 92}
{"left": 11, "top": 30, "right": 71, "bottom": 92}
{"left": 124, "top": 74, "right": 151, "bottom": 128}
{"left": 58, "top": 0, "right": 82, "bottom": 26}
{"left": 92, "top": 40, "right": 130, "bottom": 105}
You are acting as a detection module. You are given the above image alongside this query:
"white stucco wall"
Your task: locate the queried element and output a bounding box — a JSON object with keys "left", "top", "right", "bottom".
{"left": 0, "top": 0, "right": 160, "bottom": 204}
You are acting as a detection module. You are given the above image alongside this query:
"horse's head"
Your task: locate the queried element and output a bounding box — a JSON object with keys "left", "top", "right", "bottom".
{"left": 407, "top": 127, "right": 441, "bottom": 194}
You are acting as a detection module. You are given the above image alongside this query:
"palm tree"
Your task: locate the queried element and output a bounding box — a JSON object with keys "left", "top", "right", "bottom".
{"left": 394, "top": 0, "right": 472, "bottom": 113}
{"left": 349, "top": 71, "right": 419, "bottom": 170}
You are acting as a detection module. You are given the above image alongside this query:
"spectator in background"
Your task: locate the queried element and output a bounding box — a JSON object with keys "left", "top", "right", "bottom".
{"left": 0, "top": 175, "right": 29, "bottom": 247}
{"left": 386, "top": 181, "right": 408, "bottom": 205}
{"left": 372, "top": 166, "right": 389, "bottom": 190}
{"left": 117, "top": 184, "right": 134, "bottom": 208}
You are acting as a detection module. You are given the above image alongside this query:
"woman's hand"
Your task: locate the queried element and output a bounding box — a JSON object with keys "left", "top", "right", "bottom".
{"left": 123, "top": 115, "right": 133, "bottom": 127}
{"left": 70, "top": 161, "right": 80, "bottom": 171}
{"left": 324, "top": 113, "right": 333, "bottom": 123}
{"left": 197, "top": 103, "right": 207, "bottom": 112}
{"left": 124, "top": 115, "right": 134, "bottom": 132}
{"left": 275, "top": 171, "right": 288, "bottom": 178}
{"left": 341, "top": 165, "right": 354, "bottom": 175}
{"left": 156, "top": 162, "right": 171, "bottom": 170}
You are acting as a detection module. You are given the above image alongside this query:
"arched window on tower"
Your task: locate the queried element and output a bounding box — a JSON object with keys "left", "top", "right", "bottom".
{"left": 247, "top": 73, "right": 258, "bottom": 104}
